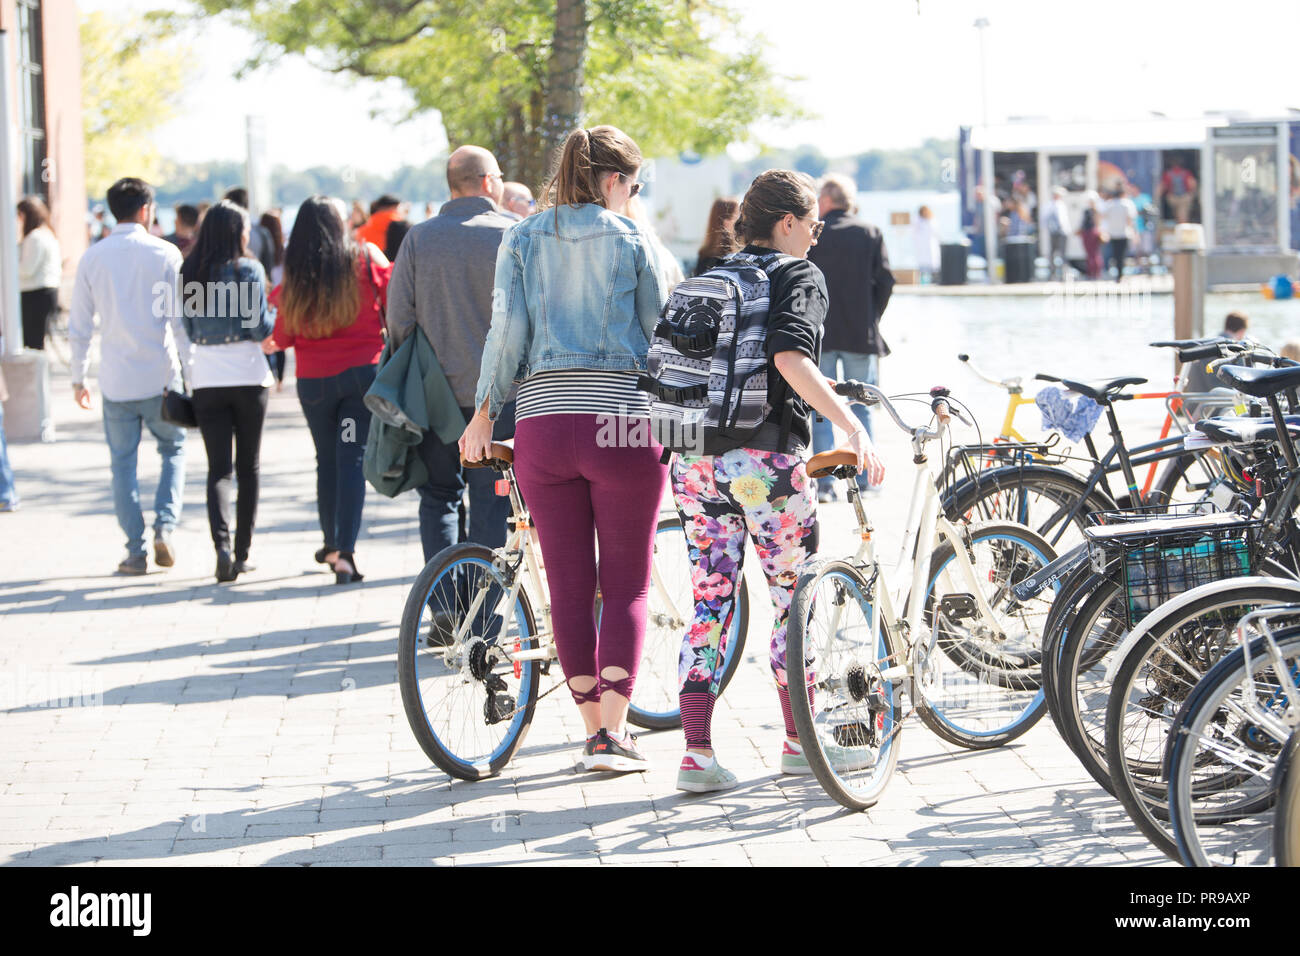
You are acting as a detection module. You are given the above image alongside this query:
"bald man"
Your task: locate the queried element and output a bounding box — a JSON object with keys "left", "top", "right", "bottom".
{"left": 501, "top": 181, "right": 536, "bottom": 219}
{"left": 387, "top": 145, "right": 516, "bottom": 565}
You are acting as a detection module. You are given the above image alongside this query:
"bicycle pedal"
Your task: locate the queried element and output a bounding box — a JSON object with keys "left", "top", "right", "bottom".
{"left": 939, "top": 593, "right": 978, "bottom": 619}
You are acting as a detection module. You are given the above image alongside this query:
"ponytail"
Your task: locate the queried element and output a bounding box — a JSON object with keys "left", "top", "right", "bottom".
{"left": 542, "top": 125, "right": 644, "bottom": 217}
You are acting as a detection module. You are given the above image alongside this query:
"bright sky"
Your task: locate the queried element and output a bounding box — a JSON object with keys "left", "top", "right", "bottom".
{"left": 80, "top": 0, "right": 1300, "bottom": 173}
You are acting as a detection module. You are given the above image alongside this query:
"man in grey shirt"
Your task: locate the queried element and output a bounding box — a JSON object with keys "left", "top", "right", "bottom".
{"left": 386, "top": 146, "right": 517, "bottom": 560}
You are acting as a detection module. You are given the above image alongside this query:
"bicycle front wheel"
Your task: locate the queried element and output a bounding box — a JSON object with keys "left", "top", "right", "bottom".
{"left": 1104, "top": 582, "right": 1300, "bottom": 859}
{"left": 397, "top": 543, "right": 541, "bottom": 781}
{"left": 626, "top": 514, "right": 749, "bottom": 730}
{"left": 1167, "top": 627, "right": 1300, "bottom": 866}
{"left": 914, "top": 522, "right": 1057, "bottom": 749}
{"left": 787, "top": 558, "right": 905, "bottom": 811}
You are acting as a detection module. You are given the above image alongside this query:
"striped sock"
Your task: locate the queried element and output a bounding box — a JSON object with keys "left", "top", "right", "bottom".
{"left": 777, "top": 683, "right": 815, "bottom": 741}
{"left": 680, "top": 691, "right": 715, "bottom": 748}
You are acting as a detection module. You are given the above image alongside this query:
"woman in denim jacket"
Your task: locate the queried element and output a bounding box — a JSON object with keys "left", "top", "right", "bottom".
{"left": 461, "top": 125, "right": 668, "bottom": 772}
{"left": 180, "top": 200, "right": 274, "bottom": 583}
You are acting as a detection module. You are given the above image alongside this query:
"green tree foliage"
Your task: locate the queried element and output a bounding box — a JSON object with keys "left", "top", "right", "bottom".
{"left": 80, "top": 12, "right": 190, "bottom": 199}
{"left": 186, "top": 0, "right": 802, "bottom": 191}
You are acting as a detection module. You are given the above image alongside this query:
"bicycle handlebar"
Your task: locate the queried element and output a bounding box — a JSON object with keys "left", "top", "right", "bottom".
{"left": 957, "top": 353, "right": 1023, "bottom": 391}
{"left": 834, "top": 380, "right": 972, "bottom": 434}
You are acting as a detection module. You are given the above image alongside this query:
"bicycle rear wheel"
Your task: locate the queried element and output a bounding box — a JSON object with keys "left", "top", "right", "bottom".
{"left": 943, "top": 464, "right": 1112, "bottom": 555}
{"left": 397, "top": 543, "right": 541, "bottom": 781}
{"left": 1167, "top": 628, "right": 1300, "bottom": 867}
{"left": 624, "top": 514, "right": 749, "bottom": 730}
{"left": 914, "top": 522, "right": 1057, "bottom": 749}
{"left": 787, "top": 558, "right": 905, "bottom": 811}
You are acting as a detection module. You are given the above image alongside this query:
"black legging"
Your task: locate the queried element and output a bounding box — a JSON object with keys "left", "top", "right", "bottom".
{"left": 192, "top": 385, "right": 269, "bottom": 561}
{"left": 20, "top": 288, "right": 58, "bottom": 350}
{"left": 1108, "top": 237, "right": 1128, "bottom": 283}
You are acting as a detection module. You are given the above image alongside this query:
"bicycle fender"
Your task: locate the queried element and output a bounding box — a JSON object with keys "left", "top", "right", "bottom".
{"left": 1012, "top": 542, "right": 1089, "bottom": 601}
{"left": 1101, "top": 575, "right": 1300, "bottom": 683}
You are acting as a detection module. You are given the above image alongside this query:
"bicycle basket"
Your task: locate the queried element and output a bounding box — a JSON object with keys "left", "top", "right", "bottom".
{"left": 1082, "top": 503, "right": 1259, "bottom": 625}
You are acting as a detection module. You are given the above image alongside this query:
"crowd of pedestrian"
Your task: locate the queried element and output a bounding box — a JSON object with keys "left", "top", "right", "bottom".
{"left": 13, "top": 129, "right": 910, "bottom": 792}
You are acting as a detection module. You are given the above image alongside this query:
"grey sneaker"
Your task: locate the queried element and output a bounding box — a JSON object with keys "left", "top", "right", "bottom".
{"left": 676, "top": 753, "right": 739, "bottom": 793}
{"left": 117, "top": 554, "right": 148, "bottom": 575}
{"left": 780, "top": 737, "right": 875, "bottom": 774}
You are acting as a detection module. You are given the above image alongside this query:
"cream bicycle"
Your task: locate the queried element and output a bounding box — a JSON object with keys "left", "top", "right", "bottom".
{"left": 396, "top": 441, "right": 748, "bottom": 780}
{"left": 787, "top": 382, "right": 1059, "bottom": 810}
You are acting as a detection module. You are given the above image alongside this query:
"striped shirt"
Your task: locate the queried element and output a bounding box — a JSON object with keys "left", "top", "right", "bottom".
{"left": 515, "top": 370, "right": 651, "bottom": 422}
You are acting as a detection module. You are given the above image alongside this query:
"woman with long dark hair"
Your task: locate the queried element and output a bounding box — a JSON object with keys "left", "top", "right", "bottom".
{"left": 17, "top": 196, "right": 61, "bottom": 350}
{"left": 180, "top": 199, "right": 274, "bottom": 583}
{"left": 462, "top": 125, "right": 667, "bottom": 772}
{"left": 693, "top": 196, "right": 739, "bottom": 276}
{"left": 667, "top": 170, "right": 885, "bottom": 792}
{"left": 266, "top": 195, "right": 390, "bottom": 584}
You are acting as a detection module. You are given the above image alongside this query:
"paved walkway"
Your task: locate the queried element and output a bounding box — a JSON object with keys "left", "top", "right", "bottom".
{"left": 0, "top": 360, "right": 1170, "bottom": 867}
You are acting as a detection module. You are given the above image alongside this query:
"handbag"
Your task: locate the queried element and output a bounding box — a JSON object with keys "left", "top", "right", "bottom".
{"left": 161, "top": 384, "right": 198, "bottom": 428}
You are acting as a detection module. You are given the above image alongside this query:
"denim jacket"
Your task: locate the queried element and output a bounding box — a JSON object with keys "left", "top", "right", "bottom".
{"left": 181, "top": 257, "right": 274, "bottom": 345}
{"left": 474, "top": 203, "right": 667, "bottom": 418}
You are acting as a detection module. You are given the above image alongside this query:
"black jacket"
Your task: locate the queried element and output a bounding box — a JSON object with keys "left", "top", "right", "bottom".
{"left": 807, "top": 208, "right": 895, "bottom": 356}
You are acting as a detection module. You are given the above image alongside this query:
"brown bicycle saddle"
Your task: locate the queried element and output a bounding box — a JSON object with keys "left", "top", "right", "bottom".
{"left": 806, "top": 448, "right": 860, "bottom": 479}
{"left": 461, "top": 440, "right": 515, "bottom": 471}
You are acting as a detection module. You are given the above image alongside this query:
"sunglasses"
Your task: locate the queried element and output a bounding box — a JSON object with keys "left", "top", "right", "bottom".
{"left": 791, "top": 214, "right": 823, "bottom": 240}
{"left": 611, "top": 171, "right": 643, "bottom": 198}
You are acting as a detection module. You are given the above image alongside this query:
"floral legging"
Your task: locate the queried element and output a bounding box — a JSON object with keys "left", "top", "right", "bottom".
{"left": 670, "top": 448, "right": 818, "bottom": 747}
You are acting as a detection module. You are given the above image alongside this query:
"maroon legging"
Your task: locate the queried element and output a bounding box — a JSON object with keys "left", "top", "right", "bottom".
{"left": 513, "top": 414, "right": 668, "bottom": 704}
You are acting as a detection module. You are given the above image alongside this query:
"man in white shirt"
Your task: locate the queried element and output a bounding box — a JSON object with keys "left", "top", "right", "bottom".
{"left": 69, "top": 177, "right": 195, "bottom": 575}
{"left": 1101, "top": 189, "right": 1137, "bottom": 284}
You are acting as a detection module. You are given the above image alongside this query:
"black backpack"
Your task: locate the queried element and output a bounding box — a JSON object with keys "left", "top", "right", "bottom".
{"left": 638, "top": 251, "right": 794, "bottom": 458}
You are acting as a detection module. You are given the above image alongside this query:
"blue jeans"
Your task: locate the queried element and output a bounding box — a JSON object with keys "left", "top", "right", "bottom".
{"left": 417, "top": 402, "right": 515, "bottom": 562}
{"left": 297, "top": 364, "right": 375, "bottom": 556}
{"left": 102, "top": 395, "right": 187, "bottom": 557}
{"left": 0, "top": 398, "right": 17, "bottom": 507}
{"left": 813, "top": 350, "right": 878, "bottom": 491}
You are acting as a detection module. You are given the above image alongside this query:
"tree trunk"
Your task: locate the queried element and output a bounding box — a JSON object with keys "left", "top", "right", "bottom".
{"left": 542, "top": 0, "right": 587, "bottom": 173}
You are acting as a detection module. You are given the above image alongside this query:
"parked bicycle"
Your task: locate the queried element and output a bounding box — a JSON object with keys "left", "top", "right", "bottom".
{"left": 1165, "top": 605, "right": 1300, "bottom": 866}
{"left": 785, "top": 380, "right": 1058, "bottom": 810}
{"left": 396, "top": 440, "right": 749, "bottom": 780}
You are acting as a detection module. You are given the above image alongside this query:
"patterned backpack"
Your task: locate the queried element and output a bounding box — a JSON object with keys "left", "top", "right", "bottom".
{"left": 638, "top": 250, "right": 793, "bottom": 459}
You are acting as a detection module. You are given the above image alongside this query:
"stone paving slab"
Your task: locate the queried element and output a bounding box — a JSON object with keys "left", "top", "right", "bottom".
{"left": 0, "top": 359, "right": 1176, "bottom": 867}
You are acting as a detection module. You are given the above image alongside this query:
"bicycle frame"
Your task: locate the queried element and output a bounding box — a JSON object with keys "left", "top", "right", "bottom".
{"left": 439, "top": 472, "right": 557, "bottom": 668}
{"left": 452, "top": 470, "right": 690, "bottom": 671}
{"left": 826, "top": 401, "right": 1006, "bottom": 682}
{"left": 960, "top": 352, "right": 1234, "bottom": 503}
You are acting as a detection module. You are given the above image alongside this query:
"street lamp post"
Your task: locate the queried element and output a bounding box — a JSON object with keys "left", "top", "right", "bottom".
{"left": 974, "top": 17, "right": 997, "bottom": 282}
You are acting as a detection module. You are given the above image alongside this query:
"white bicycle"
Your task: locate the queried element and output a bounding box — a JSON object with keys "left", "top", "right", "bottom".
{"left": 787, "top": 382, "right": 1059, "bottom": 810}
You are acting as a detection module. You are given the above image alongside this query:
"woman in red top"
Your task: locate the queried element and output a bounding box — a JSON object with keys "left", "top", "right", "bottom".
{"left": 265, "top": 195, "right": 390, "bottom": 583}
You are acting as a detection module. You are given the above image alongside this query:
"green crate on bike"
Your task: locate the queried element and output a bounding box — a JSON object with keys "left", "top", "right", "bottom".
{"left": 1082, "top": 506, "right": 1258, "bottom": 626}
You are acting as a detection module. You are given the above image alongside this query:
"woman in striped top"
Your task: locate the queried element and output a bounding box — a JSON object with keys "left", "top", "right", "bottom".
{"left": 461, "top": 125, "right": 668, "bottom": 772}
